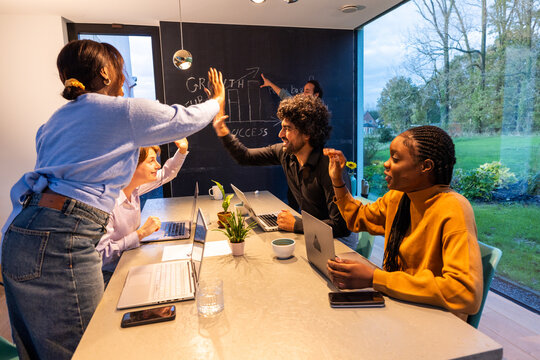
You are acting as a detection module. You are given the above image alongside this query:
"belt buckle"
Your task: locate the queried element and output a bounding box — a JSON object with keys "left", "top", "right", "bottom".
{"left": 22, "top": 194, "right": 32, "bottom": 208}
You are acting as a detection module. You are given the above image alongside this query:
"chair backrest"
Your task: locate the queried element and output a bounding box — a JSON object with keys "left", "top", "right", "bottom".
{"left": 467, "top": 241, "right": 502, "bottom": 329}
{"left": 353, "top": 197, "right": 375, "bottom": 259}
{"left": 0, "top": 336, "right": 18, "bottom": 360}
{"left": 356, "top": 232, "right": 375, "bottom": 259}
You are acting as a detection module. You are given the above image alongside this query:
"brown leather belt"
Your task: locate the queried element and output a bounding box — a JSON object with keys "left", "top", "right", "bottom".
{"left": 38, "top": 189, "right": 70, "bottom": 211}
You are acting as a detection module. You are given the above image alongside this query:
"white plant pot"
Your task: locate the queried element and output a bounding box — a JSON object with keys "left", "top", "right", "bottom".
{"left": 229, "top": 241, "right": 245, "bottom": 256}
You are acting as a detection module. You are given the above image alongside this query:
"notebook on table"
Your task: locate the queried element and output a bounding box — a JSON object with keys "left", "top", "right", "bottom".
{"left": 117, "top": 208, "right": 208, "bottom": 309}
{"left": 142, "top": 182, "right": 199, "bottom": 242}
{"left": 230, "top": 184, "right": 279, "bottom": 232}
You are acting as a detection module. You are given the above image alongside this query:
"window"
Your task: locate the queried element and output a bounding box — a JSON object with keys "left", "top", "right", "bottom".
{"left": 67, "top": 23, "right": 169, "bottom": 202}
{"left": 359, "top": 0, "right": 539, "bottom": 312}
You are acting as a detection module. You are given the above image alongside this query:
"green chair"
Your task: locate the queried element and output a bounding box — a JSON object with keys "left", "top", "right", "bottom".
{"left": 0, "top": 336, "right": 17, "bottom": 360}
{"left": 353, "top": 196, "right": 375, "bottom": 259}
{"left": 356, "top": 231, "right": 375, "bottom": 259}
{"left": 467, "top": 241, "right": 502, "bottom": 329}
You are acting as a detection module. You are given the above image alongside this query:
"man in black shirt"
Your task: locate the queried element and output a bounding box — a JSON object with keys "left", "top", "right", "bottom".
{"left": 212, "top": 94, "right": 352, "bottom": 242}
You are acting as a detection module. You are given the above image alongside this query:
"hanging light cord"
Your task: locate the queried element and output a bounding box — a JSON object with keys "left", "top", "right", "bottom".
{"left": 178, "top": 0, "right": 184, "bottom": 49}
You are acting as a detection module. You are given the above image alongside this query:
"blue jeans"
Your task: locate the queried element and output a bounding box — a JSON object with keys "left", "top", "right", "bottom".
{"left": 1, "top": 194, "right": 109, "bottom": 360}
{"left": 337, "top": 232, "right": 359, "bottom": 250}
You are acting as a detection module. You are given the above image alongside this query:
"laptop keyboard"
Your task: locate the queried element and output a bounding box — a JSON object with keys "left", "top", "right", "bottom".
{"left": 259, "top": 214, "right": 278, "bottom": 227}
{"left": 164, "top": 222, "right": 186, "bottom": 237}
{"left": 151, "top": 261, "right": 190, "bottom": 301}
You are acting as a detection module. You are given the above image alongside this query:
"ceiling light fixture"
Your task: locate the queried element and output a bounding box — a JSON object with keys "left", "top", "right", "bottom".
{"left": 250, "top": 0, "right": 266, "bottom": 3}
{"left": 172, "top": 0, "right": 193, "bottom": 70}
{"left": 340, "top": 5, "right": 366, "bottom": 13}
{"left": 283, "top": 0, "right": 298, "bottom": 3}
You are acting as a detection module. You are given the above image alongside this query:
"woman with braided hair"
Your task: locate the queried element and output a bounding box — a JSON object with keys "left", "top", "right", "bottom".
{"left": 324, "top": 125, "right": 483, "bottom": 320}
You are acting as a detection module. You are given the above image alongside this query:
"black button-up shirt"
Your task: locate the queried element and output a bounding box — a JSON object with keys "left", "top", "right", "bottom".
{"left": 220, "top": 133, "right": 350, "bottom": 238}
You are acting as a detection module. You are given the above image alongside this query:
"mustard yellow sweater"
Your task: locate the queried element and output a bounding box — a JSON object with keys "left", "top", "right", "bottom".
{"left": 335, "top": 185, "right": 483, "bottom": 318}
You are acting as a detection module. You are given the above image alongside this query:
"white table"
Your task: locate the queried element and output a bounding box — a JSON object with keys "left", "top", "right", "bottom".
{"left": 74, "top": 191, "right": 503, "bottom": 359}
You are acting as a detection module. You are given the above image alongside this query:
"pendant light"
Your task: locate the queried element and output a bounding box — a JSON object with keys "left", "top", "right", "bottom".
{"left": 172, "top": 0, "right": 192, "bottom": 70}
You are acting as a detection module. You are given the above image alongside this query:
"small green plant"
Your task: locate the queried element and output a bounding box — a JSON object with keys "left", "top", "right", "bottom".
{"left": 377, "top": 127, "right": 393, "bottom": 143}
{"left": 211, "top": 180, "right": 234, "bottom": 213}
{"left": 363, "top": 160, "right": 386, "bottom": 195}
{"left": 363, "top": 136, "right": 382, "bottom": 166}
{"left": 452, "top": 168, "right": 496, "bottom": 201}
{"left": 478, "top": 161, "right": 517, "bottom": 189}
{"left": 214, "top": 210, "right": 257, "bottom": 243}
{"left": 452, "top": 162, "right": 518, "bottom": 201}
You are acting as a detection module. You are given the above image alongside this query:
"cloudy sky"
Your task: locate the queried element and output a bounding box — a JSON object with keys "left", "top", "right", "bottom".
{"left": 363, "top": 0, "right": 491, "bottom": 110}
{"left": 363, "top": 1, "right": 420, "bottom": 110}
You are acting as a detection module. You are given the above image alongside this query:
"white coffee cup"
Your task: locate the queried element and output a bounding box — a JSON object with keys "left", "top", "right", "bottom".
{"left": 234, "top": 202, "right": 249, "bottom": 216}
{"left": 208, "top": 185, "right": 223, "bottom": 200}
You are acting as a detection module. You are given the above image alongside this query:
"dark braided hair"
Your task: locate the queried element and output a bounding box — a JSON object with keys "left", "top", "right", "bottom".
{"left": 383, "top": 125, "right": 456, "bottom": 272}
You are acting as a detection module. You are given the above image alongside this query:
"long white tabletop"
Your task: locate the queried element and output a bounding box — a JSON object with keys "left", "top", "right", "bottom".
{"left": 73, "top": 191, "right": 503, "bottom": 359}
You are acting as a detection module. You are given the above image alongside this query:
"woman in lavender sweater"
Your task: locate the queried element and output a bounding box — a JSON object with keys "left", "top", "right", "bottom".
{"left": 1, "top": 39, "right": 224, "bottom": 360}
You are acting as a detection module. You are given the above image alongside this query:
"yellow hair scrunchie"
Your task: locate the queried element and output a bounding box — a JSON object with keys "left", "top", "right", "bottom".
{"left": 64, "top": 78, "right": 85, "bottom": 90}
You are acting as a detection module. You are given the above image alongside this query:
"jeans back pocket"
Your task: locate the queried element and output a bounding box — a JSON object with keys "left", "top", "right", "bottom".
{"left": 2, "top": 225, "right": 50, "bottom": 281}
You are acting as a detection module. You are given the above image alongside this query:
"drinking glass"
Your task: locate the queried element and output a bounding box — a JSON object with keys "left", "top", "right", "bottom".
{"left": 197, "top": 279, "right": 224, "bottom": 317}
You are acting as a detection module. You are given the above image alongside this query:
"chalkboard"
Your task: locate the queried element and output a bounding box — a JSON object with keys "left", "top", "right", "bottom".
{"left": 159, "top": 22, "right": 355, "bottom": 204}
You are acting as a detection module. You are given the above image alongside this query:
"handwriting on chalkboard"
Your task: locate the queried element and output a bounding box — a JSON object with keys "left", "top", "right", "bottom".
{"left": 184, "top": 67, "right": 274, "bottom": 126}
{"left": 230, "top": 126, "right": 269, "bottom": 138}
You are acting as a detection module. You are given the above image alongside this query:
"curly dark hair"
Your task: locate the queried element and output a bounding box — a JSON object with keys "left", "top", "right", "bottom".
{"left": 276, "top": 94, "right": 331, "bottom": 148}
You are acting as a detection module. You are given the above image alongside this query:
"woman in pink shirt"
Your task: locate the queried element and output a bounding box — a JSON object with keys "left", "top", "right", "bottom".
{"left": 97, "top": 139, "right": 189, "bottom": 285}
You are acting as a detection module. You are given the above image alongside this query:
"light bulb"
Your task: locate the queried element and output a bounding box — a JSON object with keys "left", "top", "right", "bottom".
{"left": 173, "top": 49, "right": 193, "bottom": 70}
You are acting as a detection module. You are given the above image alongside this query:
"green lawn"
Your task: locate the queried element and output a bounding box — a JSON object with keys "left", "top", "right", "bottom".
{"left": 368, "top": 134, "right": 540, "bottom": 291}
{"left": 473, "top": 202, "right": 540, "bottom": 292}
{"left": 372, "top": 135, "right": 540, "bottom": 176}
{"left": 453, "top": 135, "right": 540, "bottom": 176}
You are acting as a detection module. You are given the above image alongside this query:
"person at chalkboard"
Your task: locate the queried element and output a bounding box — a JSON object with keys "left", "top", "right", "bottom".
{"left": 97, "top": 139, "right": 189, "bottom": 287}
{"left": 213, "top": 93, "right": 354, "bottom": 246}
{"left": 260, "top": 73, "right": 323, "bottom": 100}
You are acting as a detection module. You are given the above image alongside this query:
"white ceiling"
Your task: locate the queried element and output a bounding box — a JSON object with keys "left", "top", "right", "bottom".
{"left": 1, "top": 0, "right": 406, "bottom": 30}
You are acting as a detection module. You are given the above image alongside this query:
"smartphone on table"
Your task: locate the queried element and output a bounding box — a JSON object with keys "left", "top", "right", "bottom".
{"left": 328, "top": 291, "right": 385, "bottom": 308}
{"left": 121, "top": 305, "right": 176, "bottom": 328}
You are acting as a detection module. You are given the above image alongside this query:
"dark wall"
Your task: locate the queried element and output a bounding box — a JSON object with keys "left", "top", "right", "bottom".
{"left": 160, "top": 22, "right": 355, "bottom": 202}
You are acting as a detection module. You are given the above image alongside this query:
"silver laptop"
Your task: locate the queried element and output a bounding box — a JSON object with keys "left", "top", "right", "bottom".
{"left": 142, "top": 182, "right": 199, "bottom": 242}
{"left": 302, "top": 210, "right": 336, "bottom": 279}
{"left": 230, "top": 184, "right": 279, "bottom": 232}
{"left": 117, "top": 208, "right": 208, "bottom": 309}
{"left": 302, "top": 210, "right": 379, "bottom": 280}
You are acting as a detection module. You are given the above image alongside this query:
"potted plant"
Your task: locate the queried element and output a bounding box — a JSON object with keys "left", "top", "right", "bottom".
{"left": 211, "top": 180, "right": 234, "bottom": 228}
{"left": 215, "top": 210, "right": 257, "bottom": 256}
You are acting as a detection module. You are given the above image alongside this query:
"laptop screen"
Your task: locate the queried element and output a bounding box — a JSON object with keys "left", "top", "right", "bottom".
{"left": 191, "top": 208, "right": 207, "bottom": 282}
{"left": 188, "top": 182, "right": 199, "bottom": 225}
{"left": 230, "top": 184, "right": 254, "bottom": 215}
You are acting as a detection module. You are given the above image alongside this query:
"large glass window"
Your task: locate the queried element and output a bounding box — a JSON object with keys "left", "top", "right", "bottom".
{"left": 67, "top": 24, "right": 168, "bottom": 203}
{"left": 361, "top": 0, "right": 539, "bottom": 312}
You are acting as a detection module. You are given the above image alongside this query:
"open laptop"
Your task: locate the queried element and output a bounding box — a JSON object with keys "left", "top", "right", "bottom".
{"left": 302, "top": 210, "right": 379, "bottom": 280}
{"left": 302, "top": 210, "right": 336, "bottom": 279}
{"left": 142, "top": 182, "right": 199, "bottom": 242}
{"left": 230, "top": 184, "right": 279, "bottom": 232}
{"left": 117, "top": 208, "right": 208, "bottom": 309}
